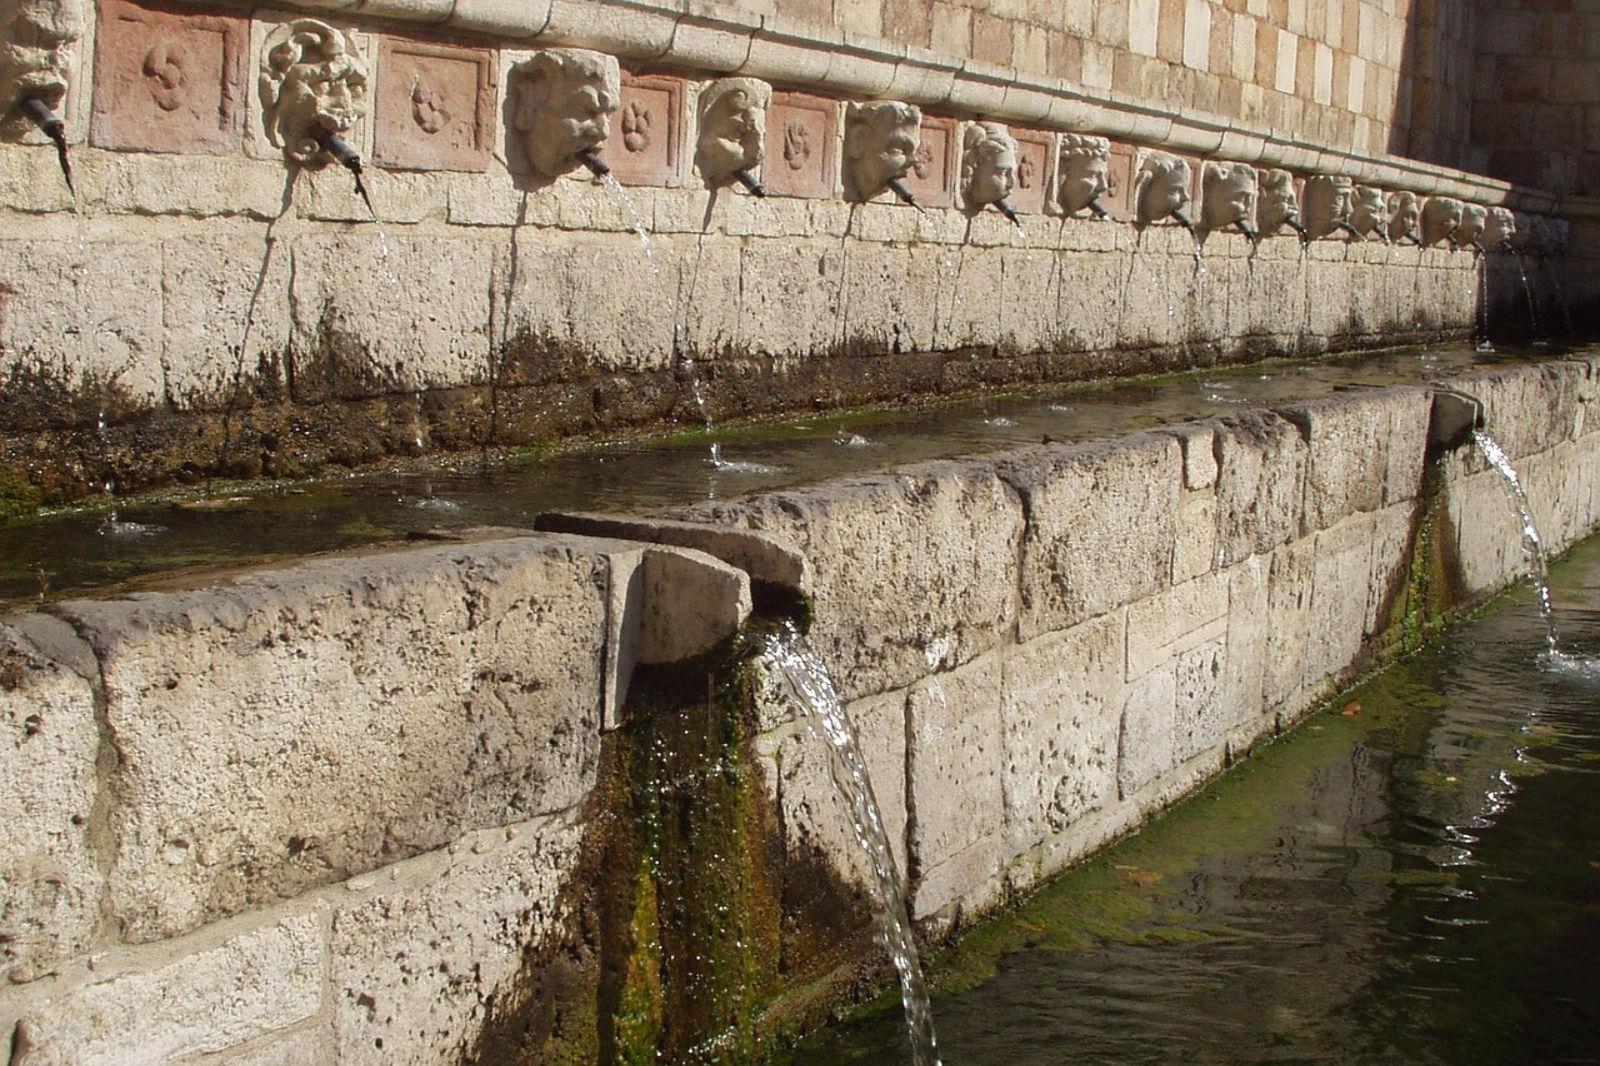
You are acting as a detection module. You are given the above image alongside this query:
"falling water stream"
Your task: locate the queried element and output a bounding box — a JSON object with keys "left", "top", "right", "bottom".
{"left": 760, "top": 622, "right": 943, "bottom": 1066}
{"left": 1471, "top": 429, "right": 1557, "bottom": 654}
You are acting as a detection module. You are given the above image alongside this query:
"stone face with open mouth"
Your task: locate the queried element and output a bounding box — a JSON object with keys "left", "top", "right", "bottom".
{"left": 843, "top": 99, "right": 921, "bottom": 202}
{"left": 511, "top": 47, "right": 620, "bottom": 180}
{"left": 258, "top": 18, "right": 368, "bottom": 166}
{"left": 0, "top": 0, "right": 84, "bottom": 137}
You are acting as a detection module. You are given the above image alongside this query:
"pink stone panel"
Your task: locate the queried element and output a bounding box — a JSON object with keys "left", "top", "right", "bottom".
{"left": 90, "top": 0, "right": 247, "bottom": 155}
{"left": 903, "top": 115, "right": 956, "bottom": 209}
{"left": 1009, "top": 128, "right": 1053, "bottom": 216}
{"left": 373, "top": 37, "right": 495, "bottom": 173}
{"left": 763, "top": 91, "right": 838, "bottom": 199}
{"left": 1105, "top": 142, "right": 1136, "bottom": 221}
{"left": 601, "top": 73, "right": 686, "bottom": 187}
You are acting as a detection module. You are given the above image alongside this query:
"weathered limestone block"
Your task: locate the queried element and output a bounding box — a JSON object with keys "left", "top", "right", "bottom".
{"left": 161, "top": 233, "right": 293, "bottom": 408}
{"left": 11, "top": 912, "right": 325, "bottom": 1066}
{"left": 1000, "top": 612, "right": 1125, "bottom": 863}
{"left": 996, "top": 434, "right": 1182, "bottom": 639}
{"left": 329, "top": 815, "right": 586, "bottom": 1066}
{"left": 54, "top": 536, "right": 611, "bottom": 942}
{"left": 673, "top": 460, "right": 1023, "bottom": 701}
{"left": 209, "top": 1028, "right": 329, "bottom": 1066}
{"left": 1213, "top": 410, "right": 1309, "bottom": 566}
{"left": 1467, "top": 362, "right": 1589, "bottom": 462}
{"left": 1048, "top": 248, "right": 1125, "bottom": 353}
{"left": 0, "top": 618, "right": 102, "bottom": 984}
{"left": 1125, "top": 571, "right": 1228, "bottom": 680}
{"left": 1263, "top": 537, "right": 1318, "bottom": 711}
{"left": 1307, "top": 512, "right": 1377, "bottom": 685}
{"left": 735, "top": 239, "right": 846, "bottom": 359}
{"left": 289, "top": 233, "right": 492, "bottom": 399}
{"left": 906, "top": 654, "right": 1006, "bottom": 921}
{"left": 1173, "top": 635, "right": 1227, "bottom": 761}
{"left": 1220, "top": 554, "right": 1270, "bottom": 733}
{"left": 0, "top": 238, "right": 165, "bottom": 407}
{"left": 1283, "top": 388, "right": 1430, "bottom": 531}
{"left": 534, "top": 511, "right": 809, "bottom": 593}
{"left": 1116, "top": 665, "right": 1177, "bottom": 799}
{"left": 1171, "top": 492, "right": 1218, "bottom": 583}
{"left": 1447, "top": 466, "right": 1526, "bottom": 599}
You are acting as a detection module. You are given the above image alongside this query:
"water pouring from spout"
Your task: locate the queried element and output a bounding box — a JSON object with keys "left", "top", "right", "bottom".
{"left": 577, "top": 149, "right": 610, "bottom": 179}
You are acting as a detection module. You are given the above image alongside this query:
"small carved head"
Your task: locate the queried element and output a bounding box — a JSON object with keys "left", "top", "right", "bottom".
{"left": 1200, "top": 162, "right": 1257, "bottom": 233}
{"left": 960, "top": 121, "right": 1017, "bottom": 208}
{"left": 259, "top": 19, "right": 367, "bottom": 166}
{"left": 1483, "top": 207, "right": 1516, "bottom": 251}
{"left": 511, "top": 48, "right": 620, "bottom": 179}
{"left": 1421, "top": 195, "right": 1464, "bottom": 248}
{"left": 1, "top": 0, "right": 84, "bottom": 137}
{"left": 1349, "top": 186, "right": 1390, "bottom": 240}
{"left": 1256, "top": 168, "right": 1300, "bottom": 235}
{"left": 843, "top": 100, "right": 921, "bottom": 202}
{"left": 1386, "top": 191, "right": 1421, "bottom": 243}
{"left": 1132, "top": 150, "right": 1190, "bottom": 226}
{"left": 695, "top": 77, "right": 769, "bottom": 188}
{"left": 1057, "top": 133, "right": 1111, "bottom": 216}
{"left": 1303, "top": 174, "right": 1354, "bottom": 239}
{"left": 1456, "top": 203, "right": 1488, "bottom": 248}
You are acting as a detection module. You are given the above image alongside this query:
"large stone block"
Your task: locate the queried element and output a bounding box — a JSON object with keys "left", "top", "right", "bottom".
{"left": 161, "top": 233, "right": 293, "bottom": 408}
{"left": 11, "top": 912, "right": 325, "bottom": 1066}
{"left": 674, "top": 460, "right": 1023, "bottom": 701}
{"left": 1263, "top": 537, "right": 1318, "bottom": 711}
{"left": 1000, "top": 612, "right": 1125, "bottom": 861}
{"left": 1307, "top": 512, "right": 1376, "bottom": 686}
{"left": 54, "top": 536, "right": 611, "bottom": 941}
{"left": 997, "top": 434, "right": 1182, "bottom": 639}
{"left": 1220, "top": 553, "right": 1269, "bottom": 734}
{"left": 735, "top": 239, "right": 846, "bottom": 360}
{"left": 1213, "top": 410, "right": 1309, "bottom": 565}
{"left": 329, "top": 816, "right": 586, "bottom": 1066}
{"left": 1448, "top": 466, "right": 1527, "bottom": 598}
{"left": 1283, "top": 389, "right": 1428, "bottom": 531}
{"left": 1116, "top": 665, "right": 1177, "bottom": 798}
{"left": 0, "top": 618, "right": 103, "bottom": 984}
{"left": 289, "top": 233, "right": 492, "bottom": 399}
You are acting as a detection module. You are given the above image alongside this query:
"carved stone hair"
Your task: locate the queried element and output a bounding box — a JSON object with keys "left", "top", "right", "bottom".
{"left": 1059, "top": 133, "right": 1109, "bottom": 160}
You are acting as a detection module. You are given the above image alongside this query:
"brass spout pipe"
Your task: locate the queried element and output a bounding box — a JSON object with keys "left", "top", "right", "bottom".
{"left": 310, "top": 127, "right": 373, "bottom": 216}
{"left": 1333, "top": 220, "right": 1361, "bottom": 240}
{"left": 21, "top": 97, "right": 72, "bottom": 195}
{"left": 577, "top": 149, "right": 610, "bottom": 179}
{"left": 996, "top": 198, "right": 1022, "bottom": 227}
{"left": 733, "top": 168, "right": 766, "bottom": 197}
{"left": 1087, "top": 198, "right": 1109, "bottom": 219}
{"left": 886, "top": 176, "right": 927, "bottom": 215}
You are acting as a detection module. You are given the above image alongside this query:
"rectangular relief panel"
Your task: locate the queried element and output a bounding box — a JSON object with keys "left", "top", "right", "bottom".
{"left": 762, "top": 91, "right": 837, "bottom": 199}
{"left": 91, "top": 0, "right": 248, "bottom": 154}
{"left": 1105, "top": 142, "right": 1137, "bottom": 221}
{"left": 601, "top": 72, "right": 686, "bottom": 187}
{"left": 374, "top": 36, "right": 496, "bottom": 172}
{"left": 1009, "top": 128, "right": 1054, "bottom": 216}
{"left": 902, "top": 115, "right": 956, "bottom": 209}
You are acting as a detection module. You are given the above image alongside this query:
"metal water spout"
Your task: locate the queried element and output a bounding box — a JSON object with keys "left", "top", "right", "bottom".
{"left": 311, "top": 126, "right": 374, "bottom": 216}
{"left": 1233, "top": 219, "right": 1258, "bottom": 241}
{"left": 1333, "top": 220, "right": 1361, "bottom": 240}
{"left": 886, "top": 176, "right": 929, "bottom": 216}
{"left": 1087, "top": 198, "right": 1109, "bottom": 219}
{"left": 1287, "top": 217, "right": 1309, "bottom": 243}
{"left": 732, "top": 169, "right": 766, "bottom": 197}
{"left": 1426, "top": 387, "right": 1485, "bottom": 457}
{"left": 1170, "top": 208, "right": 1195, "bottom": 235}
{"left": 577, "top": 149, "right": 611, "bottom": 179}
{"left": 995, "top": 198, "right": 1022, "bottom": 227}
{"left": 20, "top": 97, "right": 72, "bottom": 194}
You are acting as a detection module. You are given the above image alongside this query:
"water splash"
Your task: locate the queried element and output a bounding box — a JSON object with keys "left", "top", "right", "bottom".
{"left": 836, "top": 433, "right": 874, "bottom": 448}
{"left": 1471, "top": 429, "right": 1556, "bottom": 654}
{"left": 760, "top": 623, "right": 942, "bottom": 1066}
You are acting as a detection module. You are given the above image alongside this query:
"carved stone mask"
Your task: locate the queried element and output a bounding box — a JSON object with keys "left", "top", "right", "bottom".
{"left": 1200, "top": 162, "right": 1257, "bottom": 232}
{"left": 259, "top": 19, "right": 367, "bottom": 165}
{"left": 843, "top": 100, "right": 920, "bottom": 202}
{"left": 1057, "top": 134, "right": 1110, "bottom": 215}
{"left": 1256, "top": 169, "right": 1300, "bottom": 235}
{"left": 1421, "top": 196, "right": 1464, "bottom": 247}
{"left": 0, "top": 0, "right": 84, "bottom": 137}
{"left": 695, "top": 77, "right": 768, "bottom": 187}
{"left": 1133, "top": 151, "right": 1190, "bottom": 226}
{"left": 1303, "top": 174, "right": 1353, "bottom": 239}
{"left": 1386, "top": 191, "right": 1420, "bottom": 243}
{"left": 511, "top": 48, "right": 619, "bottom": 179}
{"left": 1456, "top": 203, "right": 1488, "bottom": 248}
{"left": 1349, "top": 186, "right": 1389, "bottom": 240}
{"left": 960, "top": 121, "right": 1016, "bottom": 208}
{"left": 1484, "top": 208, "right": 1516, "bottom": 251}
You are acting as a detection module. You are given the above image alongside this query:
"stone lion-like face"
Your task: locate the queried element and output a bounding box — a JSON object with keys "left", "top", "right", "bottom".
{"left": 1387, "top": 191, "right": 1421, "bottom": 242}
{"left": 259, "top": 20, "right": 368, "bottom": 165}
{"left": 1201, "top": 163, "right": 1256, "bottom": 231}
{"left": 0, "top": 0, "right": 84, "bottom": 136}
{"left": 513, "top": 49, "right": 619, "bottom": 179}
{"left": 1349, "top": 186, "right": 1389, "bottom": 239}
{"left": 962, "top": 122, "right": 1016, "bottom": 207}
{"left": 695, "top": 78, "right": 768, "bottom": 186}
{"left": 1057, "top": 136, "right": 1110, "bottom": 215}
{"left": 1135, "top": 152, "right": 1189, "bottom": 225}
{"left": 844, "top": 101, "right": 920, "bottom": 201}
{"left": 1256, "top": 169, "right": 1300, "bottom": 234}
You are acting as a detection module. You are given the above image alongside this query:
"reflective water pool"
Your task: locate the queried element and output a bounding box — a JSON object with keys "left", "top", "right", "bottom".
{"left": 784, "top": 537, "right": 1600, "bottom": 1065}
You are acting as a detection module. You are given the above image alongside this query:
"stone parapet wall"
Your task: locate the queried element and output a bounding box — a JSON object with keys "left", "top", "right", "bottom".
{"left": 4, "top": 357, "right": 1590, "bottom": 1063}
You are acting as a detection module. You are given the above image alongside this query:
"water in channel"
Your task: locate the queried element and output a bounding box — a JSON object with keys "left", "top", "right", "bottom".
{"left": 784, "top": 535, "right": 1600, "bottom": 1065}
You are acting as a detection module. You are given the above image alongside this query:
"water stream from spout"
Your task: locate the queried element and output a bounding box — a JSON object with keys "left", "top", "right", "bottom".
{"left": 1471, "top": 429, "right": 1557, "bottom": 655}
{"left": 760, "top": 623, "right": 942, "bottom": 1066}
{"left": 1474, "top": 254, "right": 1494, "bottom": 352}
{"left": 1512, "top": 251, "right": 1546, "bottom": 345}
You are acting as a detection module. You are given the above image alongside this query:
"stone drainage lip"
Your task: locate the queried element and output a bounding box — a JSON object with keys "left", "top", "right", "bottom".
{"left": 1426, "top": 386, "right": 1487, "bottom": 456}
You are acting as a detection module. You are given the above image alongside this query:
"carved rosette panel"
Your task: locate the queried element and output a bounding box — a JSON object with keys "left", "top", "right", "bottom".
{"left": 602, "top": 72, "right": 685, "bottom": 186}
{"left": 1, "top": 0, "right": 85, "bottom": 139}
{"left": 91, "top": 0, "right": 246, "bottom": 154}
{"left": 761, "top": 90, "right": 835, "bottom": 198}
{"left": 373, "top": 36, "right": 494, "bottom": 172}
{"left": 1006, "top": 128, "right": 1051, "bottom": 216}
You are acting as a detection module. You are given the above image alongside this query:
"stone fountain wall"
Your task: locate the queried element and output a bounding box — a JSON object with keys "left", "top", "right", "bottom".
{"left": 0, "top": 0, "right": 1583, "bottom": 505}
{"left": 3, "top": 355, "right": 1597, "bottom": 1065}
